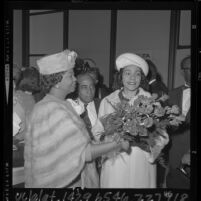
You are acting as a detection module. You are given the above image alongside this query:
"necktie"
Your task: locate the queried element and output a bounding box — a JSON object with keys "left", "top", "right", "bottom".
{"left": 183, "top": 85, "right": 190, "bottom": 90}
{"left": 80, "top": 104, "right": 94, "bottom": 141}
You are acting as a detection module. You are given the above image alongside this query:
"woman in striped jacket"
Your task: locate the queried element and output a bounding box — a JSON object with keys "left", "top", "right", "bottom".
{"left": 24, "top": 49, "right": 129, "bottom": 188}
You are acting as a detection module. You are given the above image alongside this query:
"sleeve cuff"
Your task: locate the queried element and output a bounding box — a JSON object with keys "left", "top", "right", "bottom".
{"left": 85, "top": 143, "right": 92, "bottom": 162}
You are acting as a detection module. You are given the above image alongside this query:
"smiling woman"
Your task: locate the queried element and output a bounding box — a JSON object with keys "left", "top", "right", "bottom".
{"left": 112, "top": 56, "right": 149, "bottom": 93}
{"left": 93, "top": 52, "right": 169, "bottom": 188}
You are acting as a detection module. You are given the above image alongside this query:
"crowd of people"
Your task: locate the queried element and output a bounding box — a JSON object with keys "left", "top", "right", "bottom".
{"left": 13, "top": 50, "right": 191, "bottom": 188}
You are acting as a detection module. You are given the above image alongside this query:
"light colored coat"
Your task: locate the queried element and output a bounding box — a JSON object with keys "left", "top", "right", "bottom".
{"left": 94, "top": 88, "right": 169, "bottom": 188}
{"left": 24, "top": 94, "right": 91, "bottom": 188}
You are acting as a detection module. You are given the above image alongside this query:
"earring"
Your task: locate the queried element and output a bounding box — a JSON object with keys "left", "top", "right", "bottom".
{"left": 55, "top": 84, "right": 59, "bottom": 89}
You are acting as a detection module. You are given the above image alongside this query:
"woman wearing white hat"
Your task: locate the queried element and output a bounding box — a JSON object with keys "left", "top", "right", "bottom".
{"left": 95, "top": 53, "right": 169, "bottom": 188}
{"left": 24, "top": 49, "right": 129, "bottom": 188}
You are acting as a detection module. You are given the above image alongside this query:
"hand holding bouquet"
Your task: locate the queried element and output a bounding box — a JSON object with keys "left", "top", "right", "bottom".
{"left": 100, "top": 93, "right": 185, "bottom": 155}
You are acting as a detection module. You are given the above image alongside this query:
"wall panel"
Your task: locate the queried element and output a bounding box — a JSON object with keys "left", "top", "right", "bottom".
{"left": 116, "top": 10, "right": 171, "bottom": 86}
{"left": 68, "top": 10, "right": 111, "bottom": 86}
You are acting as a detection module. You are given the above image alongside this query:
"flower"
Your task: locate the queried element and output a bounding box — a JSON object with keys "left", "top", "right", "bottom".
{"left": 100, "top": 94, "right": 185, "bottom": 155}
{"left": 170, "top": 105, "right": 180, "bottom": 114}
{"left": 143, "top": 117, "right": 154, "bottom": 128}
{"left": 154, "top": 106, "right": 165, "bottom": 117}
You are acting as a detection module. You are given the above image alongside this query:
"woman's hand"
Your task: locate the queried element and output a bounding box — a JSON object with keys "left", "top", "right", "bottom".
{"left": 181, "top": 151, "right": 190, "bottom": 166}
{"left": 113, "top": 134, "right": 130, "bottom": 152}
{"left": 120, "top": 139, "right": 130, "bottom": 152}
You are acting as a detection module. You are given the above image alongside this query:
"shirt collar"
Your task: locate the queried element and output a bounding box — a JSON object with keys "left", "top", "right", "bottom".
{"left": 77, "top": 98, "right": 94, "bottom": 107}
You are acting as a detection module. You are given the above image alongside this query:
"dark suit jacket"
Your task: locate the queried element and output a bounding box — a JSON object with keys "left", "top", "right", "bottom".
{"left": 149, "top": 79, "right": 168, "bottom": 97}
{"left": 166, "top": 85, "right": 190, "bottom": 188}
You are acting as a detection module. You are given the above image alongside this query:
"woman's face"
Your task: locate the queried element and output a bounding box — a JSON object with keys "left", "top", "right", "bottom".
{"left": 58, "top": 69, "right": 76, "bottom": 94}
{"left": 122, "top": 65, "right": 141, "bottom": 92}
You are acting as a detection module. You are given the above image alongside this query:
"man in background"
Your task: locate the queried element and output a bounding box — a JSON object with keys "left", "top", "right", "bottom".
{"left": 146, "top": 59, "right": 169, "bottom": 97}
{"left": 67, "top": 72, "right": 102, "bottom": 187}
{"left": 166, "top": 55, "right": 191, "bottom": 188}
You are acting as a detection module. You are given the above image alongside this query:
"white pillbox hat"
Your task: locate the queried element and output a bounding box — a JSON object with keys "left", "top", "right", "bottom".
{"left": 116, "top": 53, "right": 149, "bottom": 76}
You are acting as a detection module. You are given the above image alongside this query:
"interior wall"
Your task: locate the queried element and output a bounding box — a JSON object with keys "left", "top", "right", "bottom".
{"left": 13, "top": 9, "right": 191, "bottom": 89}
{"left": 116, "top": 10, "right": 171, "bottom": 86}
{"left": 13, "top": 10, "right": 22, "bottom": 67}
{"left": 29, "top": 12, "right": 63, "bottom": 67}
{"left": 68, "top": 10, "right": 111, "bottom": 86}
{"left": 174, "top": 11, "right": 191, "bottom": 88}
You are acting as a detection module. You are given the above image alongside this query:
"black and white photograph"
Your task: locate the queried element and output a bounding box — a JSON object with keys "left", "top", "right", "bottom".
{"left": 4, "top": 1, "right": 198, "bottom": 200}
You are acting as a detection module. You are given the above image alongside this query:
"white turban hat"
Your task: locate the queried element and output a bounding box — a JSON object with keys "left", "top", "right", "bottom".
{"left": 116, "top": 53, "right": 149, "bottom": 76}
{"left": 37, "top": 49, "right": 77, "bottom": 75}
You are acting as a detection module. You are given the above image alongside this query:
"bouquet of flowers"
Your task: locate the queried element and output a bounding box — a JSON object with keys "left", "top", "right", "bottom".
{"left": 99, "top": 93, "right": 185, "bottom": 165}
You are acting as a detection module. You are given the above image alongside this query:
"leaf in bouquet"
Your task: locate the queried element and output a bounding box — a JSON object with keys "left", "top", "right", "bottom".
{"left": 141, "top": 98, "right": 151, "bottom": 105}
{"left": 122, "top": 132, "right": 138, "bottom": 141}
{"left": 138, "top": 126, "right": 148, "bottom": 136}
{"left": 133, "top": 95, "right": 150, "bottom": 107}
{"left": 164, "top": 106, "right": 172, "bottom": 114}
{"left": 100, "top": 113, "right": 122, "bottom": 136}
{"left": 158, "top": 119, "right": 170, "bottom": 127}
{"left": 175, "top": 114, "right": 186, "bottom": 122}
{"left": 169, "top": 118, "right": 181, "bottom": 126}
{"left": 104, "top": 128, "right": 116, "bottom": 136}
{"left": 124, "top": 112, "right": 133, "bottom": 120}
{"left": 124, "top": 132, "right": 143, "bottom": 144}
{"left": 155, "top": 128, "right": 168, "bottom": 138}
{"left": 137, "top": 95, "right": 145, "bottom": 101}
{"left": 99, "top": 114, "right": 111, "bottom": 125}
{"left": 129, "top": 128, "right": 139, "bottom": 137}
{"left": 131, "top": 138, "right": 151, "bottom": 153}
{"left": 138, "top": 143, "right": 151, "bottom": 153}
{"left": 133, "top": 98, "right": 141, "bottom": 107}
{"left": 105, "top": 99, "right": 123, "bottom": 113}
{"left": 137, "top": 107, "right": 146, "bottom": 114}
{"left": 123, "top": 130, "right": 151, "bottom": 153}
{"left": 120, "top": 102, "right": 132, "bottom": 112}
{"left": 146, "top": 133, "right": 157, "bottom": 147}
{"left": 123, "top": 120, "right": 139, "bottom": 137}
{"left": 153, "top": 101, "right": 162, "bottom": 107}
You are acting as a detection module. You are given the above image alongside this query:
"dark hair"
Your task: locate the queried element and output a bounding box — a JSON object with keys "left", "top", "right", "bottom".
{"left": 112, "top": 68, "right": 149, "bottom": 91}
{"left": 181, "top": 55, "right": 191, "bottom": 69}
{"left": 40, "top": 71, "right": 65, "bottom": 94}
{"left": 17, "top": 67, "right": 40, "bottom": 93}
{"left": 146, "top": 59, "right": 157, "bottom": 81}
